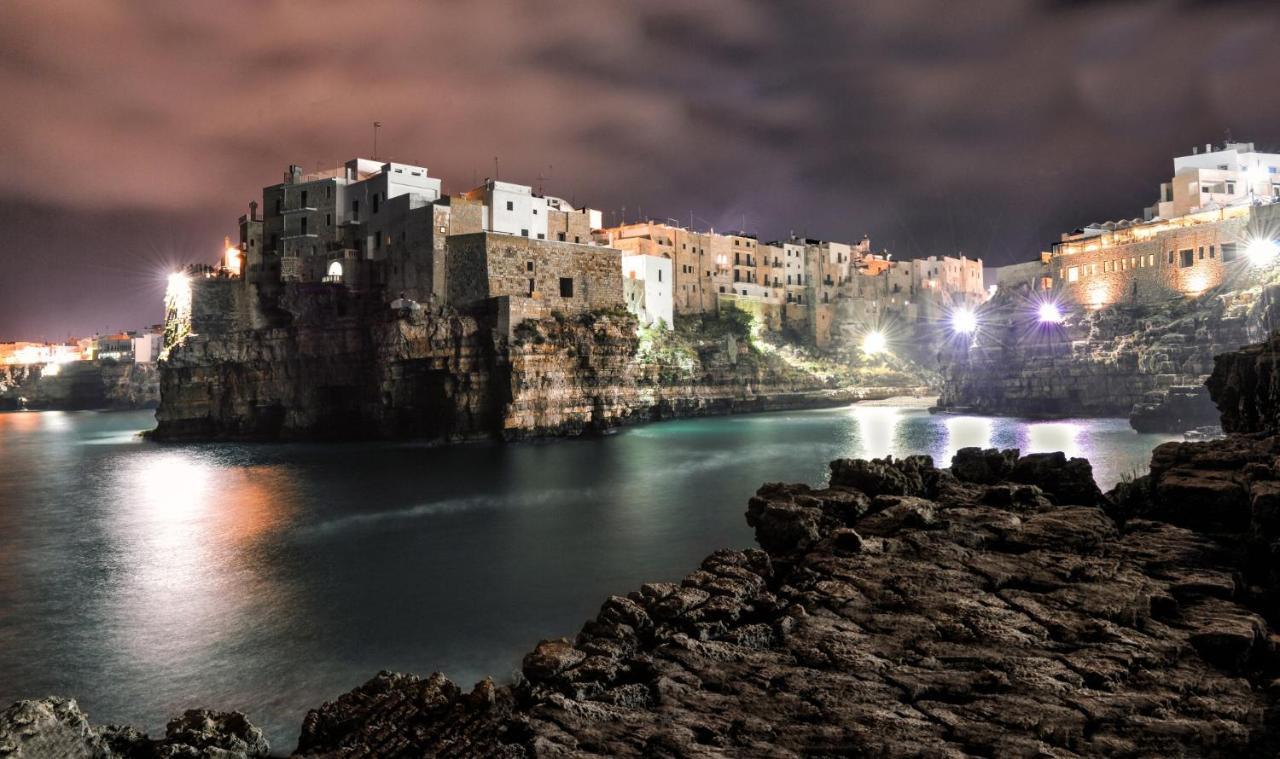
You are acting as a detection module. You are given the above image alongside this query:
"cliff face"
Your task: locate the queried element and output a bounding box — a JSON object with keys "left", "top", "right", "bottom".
{"left": 154, "top": 287, "right": 923, "bottom": 442}
{"left": 0, "top": 361, "right": 158, "bottom": 411}
{"left": 936, "top": 279, "right": 1273, "bottom": 428}
{"left": 1207, "top": 330, "right": 1280, "bottom": 435}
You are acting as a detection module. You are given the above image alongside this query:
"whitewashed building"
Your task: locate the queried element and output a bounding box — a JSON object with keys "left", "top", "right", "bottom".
{"left": 622, "top": 254, "right": 674, "bottom": 328}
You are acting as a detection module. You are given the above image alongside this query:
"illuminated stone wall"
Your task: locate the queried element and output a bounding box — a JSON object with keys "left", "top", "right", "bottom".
{"left": 445, "top": 232, "right": 623, "bottom": 312}
{"left": 1049, "top": 209, "right": 1280, "bottom": 308}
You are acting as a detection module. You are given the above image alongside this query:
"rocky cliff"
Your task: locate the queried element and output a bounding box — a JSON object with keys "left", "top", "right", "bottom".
{"left": 1208, "top": 329, "right": 1280, "bottom": 435}
{"left": 936, "top": 275, "right": 1280, "bottom": 429}
{"left": 0, "top": 361, "right": 159, "bottom": 412}
{"left": 154, "top": 287, "right": 926, "bottom": 442}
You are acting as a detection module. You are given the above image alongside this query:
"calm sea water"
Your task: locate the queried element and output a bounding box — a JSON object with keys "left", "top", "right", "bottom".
{"left": 0, "top": 407, "right": 1176, "bottom": 749}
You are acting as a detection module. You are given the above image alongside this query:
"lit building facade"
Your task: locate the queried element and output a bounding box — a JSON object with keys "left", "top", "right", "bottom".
{"left": 1048, "top": 141, "right": 1280, "bottom": 308}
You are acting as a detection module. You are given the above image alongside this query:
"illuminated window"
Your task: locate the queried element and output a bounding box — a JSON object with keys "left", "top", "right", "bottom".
{"left": 1067, "top": 266, "right": 1079, "bottom": 283}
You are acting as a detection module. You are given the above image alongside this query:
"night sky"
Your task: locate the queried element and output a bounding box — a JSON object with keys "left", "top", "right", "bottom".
{"left": 2, "top": 0, "right": 1278, "bottom": 340}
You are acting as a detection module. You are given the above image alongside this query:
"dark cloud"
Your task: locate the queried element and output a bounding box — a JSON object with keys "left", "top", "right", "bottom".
{"left": 1, "top": 0, "right": 1279, "bottom": 339}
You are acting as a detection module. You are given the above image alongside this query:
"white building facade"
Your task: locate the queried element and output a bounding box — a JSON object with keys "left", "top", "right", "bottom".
{"left": 622, "top": 254, "right": 674, "bottom": 328}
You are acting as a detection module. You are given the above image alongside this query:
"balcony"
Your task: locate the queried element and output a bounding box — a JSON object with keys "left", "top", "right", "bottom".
{"left": 281, "top": 206, "right": 317, "bottom": 215}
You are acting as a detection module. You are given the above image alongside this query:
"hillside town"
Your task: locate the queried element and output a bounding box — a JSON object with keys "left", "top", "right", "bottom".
{"left": 211, "top": 157, "right": 988, "bottom": 351}
{"left": 0, "top": 327, "right": 163, "bottom": 368}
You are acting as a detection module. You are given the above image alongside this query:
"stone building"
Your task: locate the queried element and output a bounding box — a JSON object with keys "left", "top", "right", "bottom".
{"left": 446, "top": 233, "right": 622, "bottom": 313}
{"left": 232, "top": 158, "right": 618, "bottom": 318}
{"left": 1041, "top": 141, "right": 1280, "bottom": 309}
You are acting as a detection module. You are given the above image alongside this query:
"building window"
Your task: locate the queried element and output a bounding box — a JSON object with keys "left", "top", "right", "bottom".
{"left": 1067, "top": 266, "right": 1078, "bottom": 283}
{"left": 527, "top": 278, "right": 535, "bottom": 295}
{"left": 1180, "top": 249, "right": 1194, "bottom": 267}
{"left": 1222, "top": 243, "right": 1239, "bottom": 262}
{"left": 574, "top": 236, "right": 581, "bottom": 244}
{"left": 537, "top": 233, "right": 545, "bottom": 240}
{"left": 299, "top": 217, "right": 308, "bottom": 235}
{"left": 1209, "top": 246, "right": 1215, "bottom": 259}
{"left": 521, "top": 229, "right": 528, "bottom": 237}
{"left": 326, "top": 213, "right": 332, "bottom": 226}
{"left": 1167, "top": 250, "right": 1174, "bottom": 265}
{"left": 532, "top": 208, "right": 538, "bottom": 215}
{"left": 372, "top": 193, "right": 381, "bottom": 213}
{"left": 506, "top": 201, "right": 514, "bottom": 211}
{"left": 352, "top": 200, "right": 360, "bottom": 219}
{"left": 658, "top": 269, "right": 662, "bottom": 282}
{"left": 526, "top": 261, "right": 534, "bottom": 272}
{"left": 559, "top": 277, "right": 574, "bottom": 297}
{"left": 558, "top": 232, "right": 566, "bottom": 241}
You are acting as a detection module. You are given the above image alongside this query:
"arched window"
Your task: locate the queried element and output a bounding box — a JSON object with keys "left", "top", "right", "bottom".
{"left": 327, "top": 261, "right": 343, "bottom": 278}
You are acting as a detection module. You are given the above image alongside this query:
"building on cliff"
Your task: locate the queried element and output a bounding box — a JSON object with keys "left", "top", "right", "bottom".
{"left": 214, "top": 157, "right": 994, "bottom": 349}
{"left": 996, "top": 141, "right": 1280, "bottom": 309}
{"left": 207, "top": 158, "right": 625, "bottom": 331}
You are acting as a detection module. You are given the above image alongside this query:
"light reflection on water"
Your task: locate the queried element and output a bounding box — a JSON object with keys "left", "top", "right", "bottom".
{"left": 0, "top": 407, "right": 1177, "bottom": 749}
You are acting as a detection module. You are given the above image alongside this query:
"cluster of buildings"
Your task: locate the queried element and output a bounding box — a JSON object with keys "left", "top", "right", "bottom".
{"left": 996, "top": 141, "right": 1280, "bottom": 309}
{"left": 0, "top": 327, "right": 164, "bottom": 368}
{"left": 219, "top": 157, "right": 988, "bottom": 347}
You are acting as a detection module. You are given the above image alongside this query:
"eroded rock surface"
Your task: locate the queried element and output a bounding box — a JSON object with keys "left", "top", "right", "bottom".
{"left": 0, "top": 698, "right": 268, "bottom": 758}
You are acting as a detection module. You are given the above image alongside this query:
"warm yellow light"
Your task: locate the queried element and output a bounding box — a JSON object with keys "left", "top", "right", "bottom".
{"left": 861, "top": 330, "right": 887, "bottom": 355}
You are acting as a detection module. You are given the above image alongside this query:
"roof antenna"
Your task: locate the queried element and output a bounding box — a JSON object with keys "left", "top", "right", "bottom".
{"left": 373, "top": 121, "right": 382, "bottom": 160}
{"left": 494, "top": 156, "right": 499, "bottom": 181}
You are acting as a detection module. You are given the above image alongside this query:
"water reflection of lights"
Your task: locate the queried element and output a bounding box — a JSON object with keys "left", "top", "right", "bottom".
{"left": 1025, "top": 422, "right": 1083, "bottom": 460}
{"left": 107, "top": 452, "right": 297, "bottom": 666}
{"left": 944, "top": 416, "right": 992, "bottom": 462}
{"left": 849, "top": 406, "right": 900, "bottom": 460}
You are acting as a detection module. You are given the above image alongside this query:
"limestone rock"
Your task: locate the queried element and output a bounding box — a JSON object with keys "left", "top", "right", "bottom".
{"left": 950, "top": 446, "right": 1018, "bottom": 484}
{"left": 0, "top": 698, "right": 103, "bottom": 758}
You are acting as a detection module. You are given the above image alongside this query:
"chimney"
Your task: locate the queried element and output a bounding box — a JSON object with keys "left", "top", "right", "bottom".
{"left": 249, "top": 200, "right": 259, "bottom": 221}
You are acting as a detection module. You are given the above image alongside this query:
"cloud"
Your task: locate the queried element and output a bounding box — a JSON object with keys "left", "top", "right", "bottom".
{"left": 1, "top": 0, "right": 1278, "bottom": 338}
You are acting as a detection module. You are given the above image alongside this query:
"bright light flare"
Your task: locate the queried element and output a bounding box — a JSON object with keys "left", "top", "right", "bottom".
{"left": 950, "top": 307, "right": 978, "bottom": 334}
{"left": 1037, "top": 302, "right": 1064, "bottom": 324}
{"left": 861, "top": 330, "right": 887, "bottom": 356}
{"left": 167, "top": 272, "right": 191, "bottom": 296}
{"left": 1246, "top": 238, "right": 1279, "bottom": 268}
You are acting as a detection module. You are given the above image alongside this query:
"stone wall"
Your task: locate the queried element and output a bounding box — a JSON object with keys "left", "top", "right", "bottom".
{"left": 445, "top": 232, "right": 623, "bottom": 312}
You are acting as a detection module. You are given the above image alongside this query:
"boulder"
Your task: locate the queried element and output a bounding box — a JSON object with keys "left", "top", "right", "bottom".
{"left": 1008, "top": 451, "right": 1103, "bottom": 506}
{"left": 950, "top": 447, "right": 1018, "bottom": 485}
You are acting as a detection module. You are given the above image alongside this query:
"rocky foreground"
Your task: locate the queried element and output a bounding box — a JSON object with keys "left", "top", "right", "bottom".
{"left": 12, "top": 336, "right": 1280, "bottom": 756}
